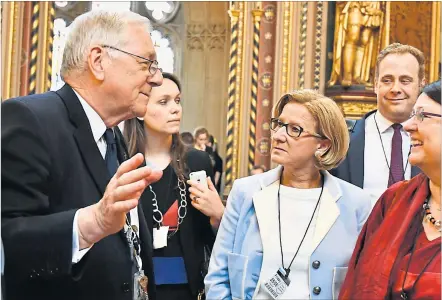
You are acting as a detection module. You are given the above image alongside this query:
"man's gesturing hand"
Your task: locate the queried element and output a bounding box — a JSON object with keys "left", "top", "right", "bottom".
{"left": 77, "top": 153, "right": 162, "bottom": 248}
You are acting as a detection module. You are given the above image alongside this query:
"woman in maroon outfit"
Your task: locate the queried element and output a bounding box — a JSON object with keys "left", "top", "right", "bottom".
{"left": 339, "top": 80, "right": 441, "bottom": 300}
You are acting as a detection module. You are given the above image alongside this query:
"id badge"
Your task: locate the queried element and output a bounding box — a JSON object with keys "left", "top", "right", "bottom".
{"left": 262, "top": 267, "right": 291, "bottom": 299}
{"left": 153, "top": 226, "right": 169, "bottom": 249}
{"left": 133, "top": 269, "right": 149, "bottom": 300}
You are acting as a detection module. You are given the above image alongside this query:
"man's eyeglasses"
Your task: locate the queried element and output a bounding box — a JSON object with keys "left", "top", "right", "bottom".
{"left": 409, "top": 107, "right": 441, "bottom": 122}
{"left": 270, "top": 118, "right": 324, "bottom": 138}
{"left": 102, "top": 45, "right": 162, "bottom": 75}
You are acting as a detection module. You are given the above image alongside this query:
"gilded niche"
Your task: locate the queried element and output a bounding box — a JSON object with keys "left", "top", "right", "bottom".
{"left": 328, "top": 1, "right": 387, "bottom": 88}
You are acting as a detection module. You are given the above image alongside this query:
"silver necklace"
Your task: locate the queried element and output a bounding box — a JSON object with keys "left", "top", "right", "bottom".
{"left": 151, "top": 176, "right": 187, "bottom": 238}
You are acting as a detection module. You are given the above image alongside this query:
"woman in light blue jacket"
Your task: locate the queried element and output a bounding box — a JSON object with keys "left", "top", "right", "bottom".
{"left": 205, "top": 90, "right": 371, "bottom": 300}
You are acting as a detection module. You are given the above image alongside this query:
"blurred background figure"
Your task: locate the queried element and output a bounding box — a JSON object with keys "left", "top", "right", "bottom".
{"left": 193, "top": 127, "right": 210, "bottom": 151}
{"left": 250, "top": 165, "right": 267, "bottom": 176}
{"left": 180, "top": 131, "right": 194, "bottom": 148}
{"left": 207, "top": 135, "right": 223, "bottom": 194}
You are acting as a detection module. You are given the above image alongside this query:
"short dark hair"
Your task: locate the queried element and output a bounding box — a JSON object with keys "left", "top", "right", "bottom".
{"left": 162, "top": 72, "right": 181, "bottom": 91}
{"left": 422, "top": 80, "right": 441, "bottom": 104}
{"left": 180, "top": 132, "right": 194, "bottom": 146}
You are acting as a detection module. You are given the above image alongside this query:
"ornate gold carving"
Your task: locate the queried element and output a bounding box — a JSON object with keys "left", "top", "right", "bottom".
{"left": 298, "top": 2, "right": 308, "bottom": 89}
{"left": 313, "top": 2, "right": 323, "bottom": 90}
{"left": 262, "top": 98, "right": 270, "bottom": 107}
{"left": 281, "top": 2, "right": 292, "bottom": 95}
{"left": 187, "top": 23, "right": 227, "bottom": 51}
{"left": 265, "top": 55, "right": 272, "bottom": 63}
{"left": 264, "top": 32, "right": 272, "bottom": 40}
{"left": 259, "top": 72, "right": 272, "bottom": 89}
{"left": 337, "top": 101, "right": 377, "bottom": 118}
{"left": 430, "top": 2, "right": 441, "bottom": 82}
{"left": 263, "top": 4, "right": 275, "bottom": 22}
{"left": 328, "top": 1, "right": 387, "bottom": 88}
{"left": 258, "top": 138, "right": 270, "bottom": 156}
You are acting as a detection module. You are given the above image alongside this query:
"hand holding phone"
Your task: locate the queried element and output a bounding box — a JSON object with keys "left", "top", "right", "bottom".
{"left": 189, "top": 171, "right": 208, "bottom": 189}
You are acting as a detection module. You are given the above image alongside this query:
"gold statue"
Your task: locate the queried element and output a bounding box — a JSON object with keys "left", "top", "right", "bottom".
{"left": 328, "top": 1, "right": 387, "bottom": 88}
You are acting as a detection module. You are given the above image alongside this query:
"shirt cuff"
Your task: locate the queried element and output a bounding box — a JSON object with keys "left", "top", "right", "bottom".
{"left": 72, "top": 210, "right": 93, "bottom": 263}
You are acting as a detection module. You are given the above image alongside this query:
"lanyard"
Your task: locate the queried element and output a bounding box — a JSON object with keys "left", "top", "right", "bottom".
{"left": 277, "top": 170, "right": 324, "bottom": 277}
{"left": 125, "top": 216, "right": 143, "bottom": 271}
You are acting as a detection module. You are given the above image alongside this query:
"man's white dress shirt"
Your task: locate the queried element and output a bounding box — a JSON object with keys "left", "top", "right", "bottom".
{"left": 71, "top": 90, "right": 140, "bottom": 265}
{"left": 363, "top": 111, "right": 411, "bottom": 206}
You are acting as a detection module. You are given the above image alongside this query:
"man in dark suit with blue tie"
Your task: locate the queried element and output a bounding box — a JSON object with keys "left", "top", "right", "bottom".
{"left": 2, "top": 10, "right": 163, "bottom": 300}
{"left": 331, "top": 43, "right": 425, "bottom": 206}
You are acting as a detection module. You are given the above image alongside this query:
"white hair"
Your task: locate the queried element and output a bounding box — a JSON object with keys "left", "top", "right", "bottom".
{"left": 61, "top": 10, "right": 152, "bottom": 77}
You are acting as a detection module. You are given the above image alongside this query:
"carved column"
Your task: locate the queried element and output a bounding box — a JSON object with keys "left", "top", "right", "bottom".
{"left": 247, "top": 7, "right": 263, "bottom": 173}
{"left": 253, "top": 2, "right": 277, "bottom": 171}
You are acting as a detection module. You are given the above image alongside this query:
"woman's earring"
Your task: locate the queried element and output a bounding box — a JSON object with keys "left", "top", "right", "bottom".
{"left": 315, "top": 150, "right": 323, "bottom": 159}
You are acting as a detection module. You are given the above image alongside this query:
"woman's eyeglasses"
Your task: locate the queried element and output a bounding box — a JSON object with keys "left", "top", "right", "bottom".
{"left": 409, "top": 107, "right": 441, "bottom": 122}
{"left": 270, "top": 118, "right": 324, "bottom": 138}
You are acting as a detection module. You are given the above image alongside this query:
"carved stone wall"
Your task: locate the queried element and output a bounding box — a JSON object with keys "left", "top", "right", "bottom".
{"left": 187, "top": 23, "right": 226, "bottom": 52}
{"left": 180, "top": 2, "right": 230, "bottom": 160}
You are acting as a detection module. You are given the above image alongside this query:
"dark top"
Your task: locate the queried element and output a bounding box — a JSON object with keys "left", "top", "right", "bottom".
{"left": 140, "top": 147, "right": 216, "bottom": 297}
{"left": 1, "top": 84, "right": 156, "bottom": 300}
{"left": 213, "top": 152, "right": 223, "bottom": 193}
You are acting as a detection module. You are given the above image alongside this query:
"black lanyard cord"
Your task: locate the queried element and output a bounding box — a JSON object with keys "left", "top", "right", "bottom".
{"left": 278, "top": 170, "right": 324, "bottom": 277}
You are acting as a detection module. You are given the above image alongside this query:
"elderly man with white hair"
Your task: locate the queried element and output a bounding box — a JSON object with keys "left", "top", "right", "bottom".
{"left": 2, "top": 10, "right": 163, "bottom": 300}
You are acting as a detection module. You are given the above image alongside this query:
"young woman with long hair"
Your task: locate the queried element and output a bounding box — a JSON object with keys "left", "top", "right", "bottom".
{"left": 124, "top": 73, "right": 224, "bottom": 300}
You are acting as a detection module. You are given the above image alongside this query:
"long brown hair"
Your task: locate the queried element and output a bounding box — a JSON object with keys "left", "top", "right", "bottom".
{"left": 123, "top": 72, "right": 188, "bottom": 179}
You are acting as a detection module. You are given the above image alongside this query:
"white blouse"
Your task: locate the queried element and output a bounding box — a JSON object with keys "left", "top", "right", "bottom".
{"left": 255, "top": 185, "right": 321, "bottom": 299}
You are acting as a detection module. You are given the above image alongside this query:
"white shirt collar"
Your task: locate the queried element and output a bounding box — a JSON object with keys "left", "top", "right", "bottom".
{"left": 375, "top": 111, "right": 407, "bottom": 134}
{"left": 72, "top": 89, "right": 107, "bottom": 143}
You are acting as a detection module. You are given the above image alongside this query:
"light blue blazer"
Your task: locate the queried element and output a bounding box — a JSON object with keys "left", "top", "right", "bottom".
{"left": 205, "top": 166, "right": 371, "bottom": 300}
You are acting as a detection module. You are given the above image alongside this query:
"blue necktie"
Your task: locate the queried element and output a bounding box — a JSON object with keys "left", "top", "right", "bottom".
{"left": 103, "top": 128, "right": 118, "bottom": 176}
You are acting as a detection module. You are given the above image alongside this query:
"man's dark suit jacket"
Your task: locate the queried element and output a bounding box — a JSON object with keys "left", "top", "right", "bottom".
{"left": 330, "top": 110, "right": 420, "bottom": 188}
{"left": 1, "top": 84, "right": 156, "bottom": 300}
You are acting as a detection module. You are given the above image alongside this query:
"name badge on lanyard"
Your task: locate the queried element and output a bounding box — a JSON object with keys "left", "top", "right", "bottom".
{"left": 134, "top": 269, "right": 149, "bottom": 300}
{"left": 262, "top": 267, "right": 291, "bottom": 299}
{"left": 153, "top": 226, "right": 169, "bottom": 249}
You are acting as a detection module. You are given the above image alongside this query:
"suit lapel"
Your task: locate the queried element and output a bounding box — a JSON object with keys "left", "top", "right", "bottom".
{"left": 411, "top": 165, "right": 421, "bottom": 178}
{"left": 252, "top": 181, "right": 279, "bottom": 256}
{"left": 56, "top": 84, "right": 110, "bottom": 195}
{"left": 347, "top": 111, "right": 375, "bottom": 188}
{"left": 311, "top": 189, "right": 340, "bottom": 252}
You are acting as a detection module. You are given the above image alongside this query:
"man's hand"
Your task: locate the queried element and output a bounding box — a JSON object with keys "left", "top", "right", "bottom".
{"left": 77, "top": 153, "right": 162, "bottom": 248}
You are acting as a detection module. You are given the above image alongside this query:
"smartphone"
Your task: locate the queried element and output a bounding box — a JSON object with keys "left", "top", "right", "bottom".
{"left": 189, "top": 170, "right": 208, "bottom": 188}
